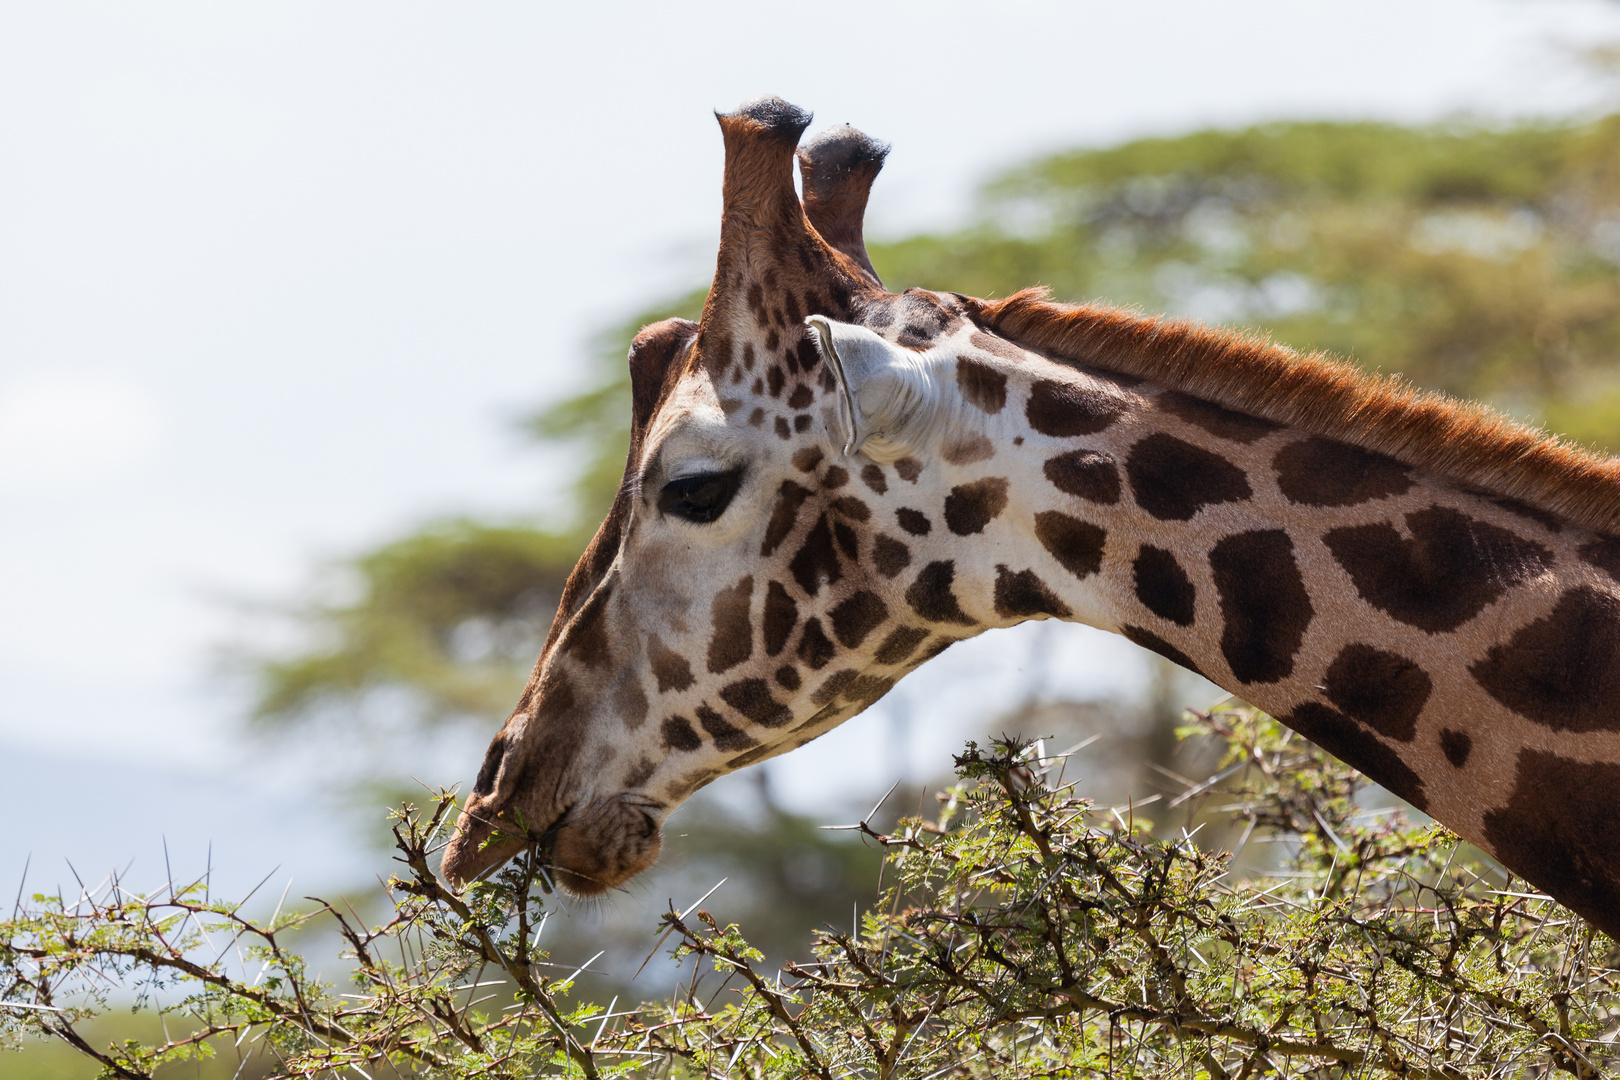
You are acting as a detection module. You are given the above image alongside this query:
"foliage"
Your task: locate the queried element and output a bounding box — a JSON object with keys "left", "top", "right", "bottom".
{"left": 6, "top": 706, "right": 1615, "bottom": 1078}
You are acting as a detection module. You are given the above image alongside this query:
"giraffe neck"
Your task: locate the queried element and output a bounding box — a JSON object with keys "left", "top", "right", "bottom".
{"left": 911, "top": 339, "right": 1620, "bottom": 934}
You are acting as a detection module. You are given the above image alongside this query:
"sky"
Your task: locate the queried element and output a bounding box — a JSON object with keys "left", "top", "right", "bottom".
{"left": 4, "top": 0, "right": 1620, "bottom": 900}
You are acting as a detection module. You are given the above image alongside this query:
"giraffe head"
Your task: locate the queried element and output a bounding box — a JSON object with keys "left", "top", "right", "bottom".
{"left": 440, "top": 97, "right": 1049, "bottom": 890}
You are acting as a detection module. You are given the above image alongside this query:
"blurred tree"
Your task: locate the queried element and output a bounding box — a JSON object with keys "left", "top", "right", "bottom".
{"left": 255, "top": 522, "right": 578, "bottom": 729}
{"left": 888, "top": 117, "right": 1620, "bottom": 418}
{"left": 244, "top": 112, "right": 1620, "bottom": 978}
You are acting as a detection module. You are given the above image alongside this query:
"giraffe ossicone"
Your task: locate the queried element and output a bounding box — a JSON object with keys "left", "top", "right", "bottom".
{"left": 442, "top": 96, "right": 1620, "bottom": 940}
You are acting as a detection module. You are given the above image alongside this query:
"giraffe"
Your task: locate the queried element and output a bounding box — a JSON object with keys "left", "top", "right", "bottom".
{"left": 442, "top": 97, "right": 1620, "bottom": 939}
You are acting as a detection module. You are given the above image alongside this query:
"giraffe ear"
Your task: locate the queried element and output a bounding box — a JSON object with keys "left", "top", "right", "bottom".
{"left": 805, "top": 315, "right": 939, "bottom": 459}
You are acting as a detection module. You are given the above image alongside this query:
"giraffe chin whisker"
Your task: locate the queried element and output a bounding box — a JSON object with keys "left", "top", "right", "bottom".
{"left": 440, "top": 794, "right": 663, "bottom": 897}
{"left": 545, "top": 796, "right": 665, "bottom": 898}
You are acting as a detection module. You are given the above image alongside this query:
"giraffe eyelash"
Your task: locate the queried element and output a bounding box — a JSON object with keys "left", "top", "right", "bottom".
{"left": 657, "top": 469, "right": 744, "bottom": 524}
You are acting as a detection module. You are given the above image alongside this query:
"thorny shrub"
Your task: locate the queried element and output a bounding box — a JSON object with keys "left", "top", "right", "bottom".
{"left": 2, "top": 704, "right": 1616, "bottom": 1078}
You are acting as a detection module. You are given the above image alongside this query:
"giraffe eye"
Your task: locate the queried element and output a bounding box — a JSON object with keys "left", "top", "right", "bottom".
{"left": 658, "top": 470, "right": 743, "bottom": 524}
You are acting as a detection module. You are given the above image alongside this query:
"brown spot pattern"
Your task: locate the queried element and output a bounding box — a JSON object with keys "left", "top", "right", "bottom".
{"left": 696, "top": 703, "right": 759, "bottom": 751}
{"left": 1273, "top": 437, "right": 1412, "bottom": 507}
{"left": 1324, "top": 507, "right": 1551, "bottom": 633}
{"left": 944, "top": 477, "right": 1010, "bottom": 535}
{"left": 1578, "top": 536, "right": 1620, "bottom": 583}
{"left": 811, "top": 669, "right": 857, "bottom": 705}
{"left": 1470, "top": 586, "right": 1620, "bottom": 732}
{"left": 775, "top": 665, "right": 800, "bottom": 690}
{"left": 661, "top": 715, "right": 702, "bottom": 752}
{"left": 1034, "top": 511, "right": 1106, "bottom": 581}
{"left": 1160, "top": 390, "right": 1280, "bottom": 443}
{"left": 797, "top": 618, "right": 836, "bottom": 669}
{"left": 564, "top": 585, "right": 613, "bottom": 668}
{"left": 706, "top": 575, "right": 753, "bottom": 674}
{"left": 762, "top": 480, "right": 812, "bottom": 557}
{"left": 1126, "top": 434, "right": 1252, "bottom": 521}
{"left": 830, "top": 495, "right": 870, "bottom": 521}
{"left": 894, "top": 457, "right": 922, "bottom": 483}
{"left": 1025, "top": 378, "right": 1125, "bottom": 437}
{"left": 763, "top": 580, "right": 798, "bottom": 656}
{"left": 789, "top": 514, "right": 844, "bottom": 596}
{"left": 719, "top": 678, "right": 791, "bottom": 727}
{"left": 993, "top": 565, "right": 1073, "bottom": 618}
{"left": 906, "top": 560, "right": 977, "bottom": 625}
{"left": 860, "top": 464, "right": 887, "bottom": 494}
{"left": 956, "top": 356, "right": 1007, "bottom": 414}
{"left": 969, "top": 329, "right": 1023, "bottom": 361}
{"left": 1483, "top": 750, "right": 1620, "bottom": 938}
{"left": 1122, "top": 625, "right": 1201, "bottom": 676}
{"left": 897, "top": 508, "right": 931, "bottom": 535}
{"left": 787, "top": 384, "right": 814, "bottom": 409}
{"left": 792, "top": 446, "right": 823, "bottom": 472}
{"left": 1133, "top": 546, "right": 1195, "bottom": 626}
{"left": 623, "top": 757, "right": 656, "bottom": 788}
{"left": 872, "top": 534, "right": 911, "bottom": 578}
{"left": 874, "top": 625, "right": 929, "bottom": 665}
{"left": 833, "top": 521, "right": 859, "bottom": 559}
{"left": 1043, "top": 450, "right": 1121, "bottom": 504}
{"left": 1439, "top": 728, "right": 1472, "bottom": 768}
{"left": 830, "top": 590, "right": 889, "bottom": 647}
{"left": 1287, "top": 703, "right": 1428, "bottom": 811}
{"left": 943, "top": 433, "right": 995, "bottom": 465}
{"left": 841, "top": 674, "right": 895, "bottom": 709}
{"left": 614, "top": 678, "right": 648, "bottom": 730}
{"left": 648, "top": 634, "right": 694, "bottom": 693}
{"left": 1322, "top": 644, "right": 1431, "bottom": 742}
{"left": 1210, "top": 529, "right": 1313, "bottom": 684}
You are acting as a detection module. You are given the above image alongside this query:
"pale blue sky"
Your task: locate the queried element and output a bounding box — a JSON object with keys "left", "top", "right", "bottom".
{"left": 3, "top": 0, "right": 1618, "bottom": 897}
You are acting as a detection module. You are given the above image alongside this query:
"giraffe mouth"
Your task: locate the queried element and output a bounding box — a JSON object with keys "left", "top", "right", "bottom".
{"left": 440, "top": 795, "right": 665, "bottom": 895}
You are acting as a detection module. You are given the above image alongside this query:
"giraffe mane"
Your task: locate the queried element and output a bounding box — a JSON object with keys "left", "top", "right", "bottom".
{"left": 967, "top": 287, "right": 1620, "bottom": 538}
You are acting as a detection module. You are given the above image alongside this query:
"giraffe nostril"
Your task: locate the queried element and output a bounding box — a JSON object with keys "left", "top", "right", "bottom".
{"left": 473, "top": 734, "right": 507, "bottom": 797}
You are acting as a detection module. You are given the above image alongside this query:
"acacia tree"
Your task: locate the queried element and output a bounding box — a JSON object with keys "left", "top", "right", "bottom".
{"left": 3, "top": 706, "right": 1614, "bottom": 1078}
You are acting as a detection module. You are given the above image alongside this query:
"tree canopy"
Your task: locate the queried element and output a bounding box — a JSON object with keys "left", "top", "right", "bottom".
{"left": 6, "top": 708, "right": 1615, "bottom": 1078}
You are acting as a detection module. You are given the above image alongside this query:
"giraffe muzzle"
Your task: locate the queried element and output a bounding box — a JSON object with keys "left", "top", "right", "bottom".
{"left": 441, "top": 791, "right": 665, "bottom": 895}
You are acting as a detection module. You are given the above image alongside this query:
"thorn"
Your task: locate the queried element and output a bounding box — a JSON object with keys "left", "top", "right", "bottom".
{"left": 268, "top": 876, "right": 294, "bottom": 928}
{"left": 559, "top": 949, "right": 606, "bottom": 987}
{"left": 12, "top": 853, "right": 29, "bottom": 920}
{"left": 680, "top": 877, "right": 728, "bottom": 921}
{"left": 866, "top": 778, "right": 903, "bottom": 825}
